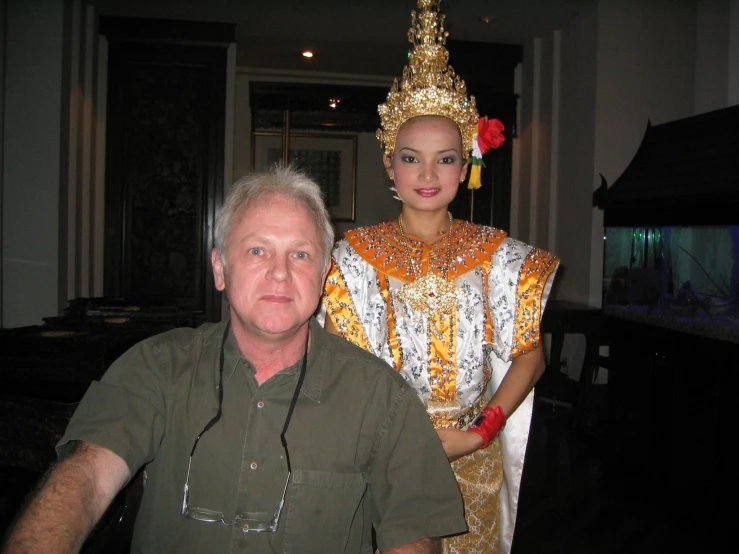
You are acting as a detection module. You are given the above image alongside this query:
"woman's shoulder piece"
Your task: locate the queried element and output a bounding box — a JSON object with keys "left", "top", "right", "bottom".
{"left": 491, "top": 237, "right": 560, "bottom": 279}
{"left": 342, "top": 221, "right": 400, "bottom": 265}
{"left": 447, "top": 221, "right": 508, "bottom": 272}
{"left": 499, "top": 235, "right": 557, "bottom": 258}
{"left": 467, "top": 222, "right": 508, "bottom": 241}
{"left": 344, "top": 221, "right": 395, "bottom": 243}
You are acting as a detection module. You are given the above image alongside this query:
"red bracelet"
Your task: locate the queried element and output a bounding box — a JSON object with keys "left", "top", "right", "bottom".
{"left": 467, "top": 406, "right": 506, "bottom": 449}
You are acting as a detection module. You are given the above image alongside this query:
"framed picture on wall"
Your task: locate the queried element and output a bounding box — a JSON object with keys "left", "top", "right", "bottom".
{"left": 252, "top": 132, "right": 357, "bottom": 222}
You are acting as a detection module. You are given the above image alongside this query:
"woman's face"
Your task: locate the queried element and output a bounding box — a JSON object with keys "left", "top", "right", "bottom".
{"left": 384, "top": 115, "right": 468, "bottom": 214}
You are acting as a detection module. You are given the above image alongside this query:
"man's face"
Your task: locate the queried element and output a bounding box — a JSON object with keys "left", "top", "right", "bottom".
{"left": 212, "top": 194, "right": 328, "bottom": 343}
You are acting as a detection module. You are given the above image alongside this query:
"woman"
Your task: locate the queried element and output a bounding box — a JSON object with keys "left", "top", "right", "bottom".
{"left": 322, "top": 2, "right": 560, "bottom": 552}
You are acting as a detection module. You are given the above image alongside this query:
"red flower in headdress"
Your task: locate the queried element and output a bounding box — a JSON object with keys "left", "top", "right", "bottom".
{"left": 476, "top": 117, "right": 505, "bottom": 155}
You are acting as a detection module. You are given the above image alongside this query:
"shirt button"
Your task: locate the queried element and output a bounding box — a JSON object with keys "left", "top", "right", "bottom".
{"left": 250, "top": 462, "right": 258, "bottom": 470}
{"left": 257, "top": 401, "right": 265, "bottom": 409}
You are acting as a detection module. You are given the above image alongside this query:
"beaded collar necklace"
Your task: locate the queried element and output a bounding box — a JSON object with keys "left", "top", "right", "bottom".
{"left": 395, "top": 212, "right": 463, "bottom": 317}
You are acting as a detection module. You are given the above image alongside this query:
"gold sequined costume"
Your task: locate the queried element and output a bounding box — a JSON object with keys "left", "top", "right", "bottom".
{"left": 322, "top": 220, "right": 559, "bottom": 554}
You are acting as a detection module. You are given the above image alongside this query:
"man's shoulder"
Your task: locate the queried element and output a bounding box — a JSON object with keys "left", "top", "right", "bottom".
{"left": 317, "top": 327, "right": 410, "bottom": 390}
{"left": 140, "top": 320, "right": 223, "bottom": 348}
{"left": 121, "top": 321, "right": 226, "bottom": 367}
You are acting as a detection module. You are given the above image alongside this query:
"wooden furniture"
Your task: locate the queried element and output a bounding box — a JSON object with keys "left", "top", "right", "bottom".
{"left": 540, "top": 301, "right": 609, "bottom": 429}
{"left": 605, "top": 317, "right": 736, "bottom": 551}
{"left": 0, "top": 297, "right": 201, "bottom": 551}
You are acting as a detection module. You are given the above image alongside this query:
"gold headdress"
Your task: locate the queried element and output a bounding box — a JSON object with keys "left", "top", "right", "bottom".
{"left": 377, "top": 0, "right": 479, "bottom": 159}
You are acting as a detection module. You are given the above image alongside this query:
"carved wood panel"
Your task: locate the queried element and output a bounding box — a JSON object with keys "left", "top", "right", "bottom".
{"left": 101, "top": 19, "right": 233, "bottom": 321}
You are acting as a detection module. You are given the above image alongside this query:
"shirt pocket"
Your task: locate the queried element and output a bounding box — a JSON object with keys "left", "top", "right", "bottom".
{"left": 282, "top": 469, "right": 367, "bottom": 553}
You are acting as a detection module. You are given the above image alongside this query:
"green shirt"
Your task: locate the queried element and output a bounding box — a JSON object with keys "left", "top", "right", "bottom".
{"left": 58, "top": 318, "right": 467, "bottom": 553}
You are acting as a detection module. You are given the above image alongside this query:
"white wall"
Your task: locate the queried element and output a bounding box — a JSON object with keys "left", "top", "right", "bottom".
{"left": 696, "top": 0, "right": 739, "bottom": 110}
{"left": 2, "top": 0, "right": 67, "bottom": 327}
{"left": 514, "top": 36, "right": 556, "bottom": 252}
{"left": 550, "top": 0, "right": 600, "bottom": 306}
{"left": 513, "top": 45, "right": 534, "bottom": 245}
{"left": 65, "top": 1, "right": 108, "bottom": 303}
{"left": 730, "top": 0, "right": 739, "bottom": 104}
{"left": 0, "top": 0, "right": 5, "bottom": 327}
{"left": 696, "top": 0, "right": 731, "bottom": 113}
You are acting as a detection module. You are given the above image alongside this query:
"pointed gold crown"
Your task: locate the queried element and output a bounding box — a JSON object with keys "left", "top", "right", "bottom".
{"left": 377, "top": 0, "right": 479, "bottom": 158}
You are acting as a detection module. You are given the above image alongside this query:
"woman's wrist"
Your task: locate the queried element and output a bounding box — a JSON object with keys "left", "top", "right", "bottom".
{"left": 466, "top": 406, "right": 506, "bottom": 449}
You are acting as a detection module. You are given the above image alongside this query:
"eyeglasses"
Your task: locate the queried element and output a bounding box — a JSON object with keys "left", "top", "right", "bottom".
{"left": 181, "top": 441, "right": 291, "bottom": 532}
{"left": 181, "top": 322, "right": 308, "bottom": 533}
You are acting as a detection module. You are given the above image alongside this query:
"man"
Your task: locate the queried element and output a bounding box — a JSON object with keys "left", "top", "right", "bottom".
{"left": 2, "top": 166, "right": 467, "bottom": 553}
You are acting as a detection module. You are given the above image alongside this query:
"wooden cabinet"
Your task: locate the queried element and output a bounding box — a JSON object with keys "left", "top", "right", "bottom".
{"left": 606, "top": 316, "right": 737, "bottom": 551}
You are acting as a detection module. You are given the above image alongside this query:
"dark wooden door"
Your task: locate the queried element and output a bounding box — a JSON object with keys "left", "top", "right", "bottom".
{"left": 101, "top": 18, "right": 233, "bottom": 321}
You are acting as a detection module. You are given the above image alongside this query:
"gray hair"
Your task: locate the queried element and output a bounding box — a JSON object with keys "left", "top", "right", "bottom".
{"left": 214, "top": 164, "right": 335, "bottom": 271}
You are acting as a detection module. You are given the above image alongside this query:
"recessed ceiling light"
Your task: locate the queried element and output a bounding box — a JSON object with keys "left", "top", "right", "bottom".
{"left": 479, "top": 16, "right": 495, "bottom": 24}
{"left": 302, "top": 50, "right": 314, "bottom": 58}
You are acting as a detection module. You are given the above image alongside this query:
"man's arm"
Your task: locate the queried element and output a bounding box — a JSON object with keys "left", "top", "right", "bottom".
{"left": 2, "top": 441, "right": 130, "bottom": 554}
{"left": 368, "top": 382, "right": 468, "bottom": 551}
{"left": 383, "top": 537, "right": 441, "bottom": 553}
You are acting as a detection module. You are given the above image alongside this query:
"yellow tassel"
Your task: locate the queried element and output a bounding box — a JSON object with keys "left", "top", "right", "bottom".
{"left": 468, "top": 164, "right": 482, "bottom": 190}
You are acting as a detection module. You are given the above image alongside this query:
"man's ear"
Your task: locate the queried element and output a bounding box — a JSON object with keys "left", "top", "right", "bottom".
{"left": 212, "top": 248, "right": 226, "bottom": 291}
{"left": 383, "top": 154, "right": 394, "bottom": 181}
{"left": 460, "top": 159, "right": 470, "bottom": 183}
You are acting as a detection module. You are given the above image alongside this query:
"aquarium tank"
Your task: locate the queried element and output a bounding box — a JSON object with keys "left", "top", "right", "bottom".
{"left": 603, "top": 225, "right": 739, "bottom": 340}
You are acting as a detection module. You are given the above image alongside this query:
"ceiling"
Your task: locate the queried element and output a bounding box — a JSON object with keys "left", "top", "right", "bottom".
{"left": 90, "top": 0, "right": 586, "bottom": 75}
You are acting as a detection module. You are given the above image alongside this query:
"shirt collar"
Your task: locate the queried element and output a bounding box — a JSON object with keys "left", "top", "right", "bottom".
{"left": 221, "top": 317, "right": 326, "bottom": 403}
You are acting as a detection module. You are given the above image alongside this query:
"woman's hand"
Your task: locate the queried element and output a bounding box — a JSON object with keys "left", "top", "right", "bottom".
{"left": 436, "top": 428, "right": 484, "bottom": 462}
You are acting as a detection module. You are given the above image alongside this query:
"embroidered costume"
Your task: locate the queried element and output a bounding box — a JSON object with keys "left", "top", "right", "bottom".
{"left": 321, "top": 1, "right": 561, "bottom": 551}
{"left": 323, "top": 220, "right": 559, "bottom": 553}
